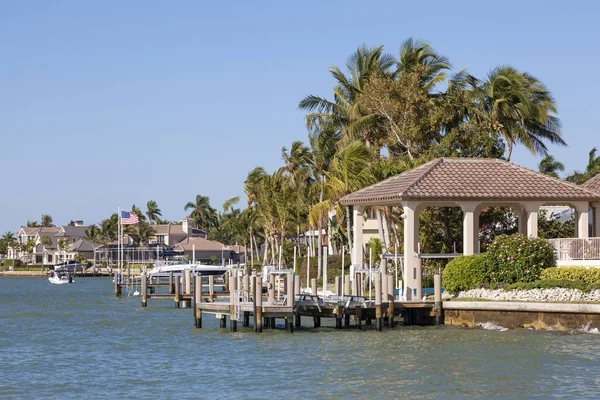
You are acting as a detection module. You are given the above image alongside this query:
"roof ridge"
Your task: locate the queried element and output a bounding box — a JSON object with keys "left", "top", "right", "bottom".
{"left": 403, "top": 158, "right": 445, "bottom": 196}
{"left": 582, "top": 173, "right": 600, "bottom": 191}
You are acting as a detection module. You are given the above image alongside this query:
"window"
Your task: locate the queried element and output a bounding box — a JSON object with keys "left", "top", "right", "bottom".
{"left": 157, "top": 235, "right": 165, "bottom": 244}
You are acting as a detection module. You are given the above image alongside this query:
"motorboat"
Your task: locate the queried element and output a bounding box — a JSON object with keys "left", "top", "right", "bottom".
{"left": 52, "top": 260, "right": 84, "bottom": 273}
{"left": 147, "top": 261, "right": 228, "bottom": 279}
{"left": 48, "top": 271, "right": 74, "bottom": 284}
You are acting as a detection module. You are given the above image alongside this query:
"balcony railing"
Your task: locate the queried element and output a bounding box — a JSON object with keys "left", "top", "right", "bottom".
{"left": 547, "top": 237, "right": 600, "bottom": 261}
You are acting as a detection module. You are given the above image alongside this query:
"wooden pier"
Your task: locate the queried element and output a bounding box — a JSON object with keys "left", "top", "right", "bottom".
{"left": 117, "top": 269, "right": 441, "bottom": 332}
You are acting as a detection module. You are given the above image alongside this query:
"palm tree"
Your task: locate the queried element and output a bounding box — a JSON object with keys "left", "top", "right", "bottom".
{"left": 85, "top": 225, "right": 102, "bottom": 267}
{"left": 41, "top": 214, "right": 54, "bottom": 227}
{"left": 394, "top": 38, "right": 451, "bottom": 91}
{"left": 146, "top": 200, "right": 162, "bottom": 224}
{"left": 299, "top": 45, "right": 394, "bottom": 147}
{"left": 184, "top": 195, "right": 218, "bottom": 231}
{"left": 539, "top": 155, "right": 565, "bottom": 178}
{"left": 134, "top": 222, "right": 156, "bottom": 247}
{"left": 1, "top": 232, "right": 16, "bottom": 258}
{"left": 478, "top": 66, "right": 565, "bottom": 160}
{"left": 131, "top": 204, "right": 146, "bottom": 222}
{"left": 566, "top": 147, "right": 600, "bottom": 184}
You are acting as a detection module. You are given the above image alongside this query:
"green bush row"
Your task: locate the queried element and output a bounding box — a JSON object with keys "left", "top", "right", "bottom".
{"left": 441, "top": 255, "right": 487, "bottom": 293}
{"left": 541, "top": 266, "right": 600, "bottom": 285}
{"left": 2, "top": 259, "right": 23, "bottom": 267}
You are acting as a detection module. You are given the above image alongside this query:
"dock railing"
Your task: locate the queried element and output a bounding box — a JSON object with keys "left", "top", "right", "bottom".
{"left": 547, "top": 237, "right": 600, "bottom": 261}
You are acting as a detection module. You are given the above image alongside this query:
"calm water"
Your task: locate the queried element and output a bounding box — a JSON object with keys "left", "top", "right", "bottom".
{"left": 1, "top": 278, "right": 600, "bottom": 399}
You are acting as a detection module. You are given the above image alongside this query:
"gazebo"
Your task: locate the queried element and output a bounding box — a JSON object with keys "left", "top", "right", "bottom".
{"left": 340, "top": 157, "right": 600, "bottom": 300}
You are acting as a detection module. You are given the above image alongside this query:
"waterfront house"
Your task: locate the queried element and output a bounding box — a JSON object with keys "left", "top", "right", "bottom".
{"left": 173, "top": 237, "right": 246, "bottom": 263}
{"left": 148, "top": 218, "right": 207, "bottom": 246}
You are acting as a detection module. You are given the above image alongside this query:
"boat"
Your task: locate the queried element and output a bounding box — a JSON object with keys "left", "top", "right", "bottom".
{"left": 48, "top": 271, "right": 74, "bottom": 284}
{"left": 147, "top": 261, "right": 228, "bottom": 279}
{"left": 52, "top": 260, "right": 85, "bottom": 273}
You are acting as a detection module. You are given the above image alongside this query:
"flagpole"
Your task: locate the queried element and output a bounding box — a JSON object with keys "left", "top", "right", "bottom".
{"left": 117, "top": 206, "right": 121, "bottom": 283}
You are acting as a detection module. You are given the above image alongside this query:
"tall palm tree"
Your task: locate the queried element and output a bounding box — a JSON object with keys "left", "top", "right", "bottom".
{"left": 479, "top": 66, "right": 565, "bottom": 160}
{"left": 394, "top": 38, "right": 451, "bottom": 91}
{"left": 41, "top": 214, "right": 54, "bottom": 227}
{"left": 539, "top": 155, "right": 565, "bottom": 178}
{"left": 146, "top": 200, "right": 162, "bottom": 224}
{"left": 85, "top": 225, "right": 102, "bottom": 266}
{"left": 2, "top": 231, "right": 15, "bottom": 242}
{"left": 131, "top": 204, "right": 146, "bottom": 222}
{"left": 299, "top": 45, "right": 394, "bottom": 147}
{"left": 184, "top": 195, "right": 218, "bottom": 231}
{"left": 566, "top": 147, "right": 600, "bottom": 184}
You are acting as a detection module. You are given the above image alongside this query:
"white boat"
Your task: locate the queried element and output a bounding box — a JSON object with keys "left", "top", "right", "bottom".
{"left": 48, "top": 271, "right": 74, "bottom": 284}
{"left": 147, "top": 261, "right": 228, "bottom": 279}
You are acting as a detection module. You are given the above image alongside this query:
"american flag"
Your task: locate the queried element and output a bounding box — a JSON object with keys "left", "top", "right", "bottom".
{"left": 121, "top": 211, "right": 139, "bottom": 225}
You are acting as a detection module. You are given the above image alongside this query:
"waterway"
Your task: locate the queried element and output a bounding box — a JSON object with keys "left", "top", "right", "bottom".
{"left": 1, "top": 277, "right": 599, "bottom": 399}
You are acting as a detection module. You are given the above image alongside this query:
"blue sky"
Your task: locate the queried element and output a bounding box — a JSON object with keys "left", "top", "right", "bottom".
{"left": 1, "top": 1, "right": 599, "bottom": 232}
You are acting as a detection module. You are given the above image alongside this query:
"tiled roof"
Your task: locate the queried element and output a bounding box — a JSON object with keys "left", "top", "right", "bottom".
{"left": 340, "top": 158, "right": 600, "bottom": 205}
{"left": 582, "top": 174, "right": 600, "bottom": 195}
{"left": 174, "top": 237, "right": 228, "bottom": 252}
{"left": 55, "top": 226, "right": 88, "bottom": 238}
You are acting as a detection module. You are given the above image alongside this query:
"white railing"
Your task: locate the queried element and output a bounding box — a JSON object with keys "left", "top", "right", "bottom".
{"left": 547, "top": 238, "right": 600, "bottom": 261}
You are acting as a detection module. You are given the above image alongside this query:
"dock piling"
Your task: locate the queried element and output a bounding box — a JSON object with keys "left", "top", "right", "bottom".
{"left": 194, "top": 275, "right": 202, "bottom": 328}
{"left": 434, "top": 274, "right": 444, "bottom": 325}
{"left": 230, "top": 272, "right": 237, "bottom": 333}
{"left": 375, "top": 272, "right": 382, "bottom": 332}
{"left": 174, "top": 278, "right": 181, "bottom": 308}
{"left": 255, "top": 279, "right": 263, "bottom": 333}
{"left": 141, "top": 272, "right": 148, "bottom": 307}
{"left": 387, "top": 273, "right": 394, "bottom": 328}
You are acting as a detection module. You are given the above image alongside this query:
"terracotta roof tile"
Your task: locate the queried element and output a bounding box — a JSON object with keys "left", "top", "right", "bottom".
{"left": 340, "top": 158, "right": 600, "bottom": 204}
{"left": 582, "top": 174, "right": 600, "bottom": 194}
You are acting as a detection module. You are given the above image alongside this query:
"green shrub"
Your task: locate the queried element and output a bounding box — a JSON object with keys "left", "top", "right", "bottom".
{"left": 504, "top": 279, "right": 589, "bottom": 291}
{"left": 2, "top": 259, "right": 22, "bottom": 267}
{"left": 442, "top": 255, "right": 487, "bottom": 293}
{"left": 484, "top": 234, "right": 555, "bottom": 284}
{"left": 541, "top": 266, "right": 600, "bottom": 285}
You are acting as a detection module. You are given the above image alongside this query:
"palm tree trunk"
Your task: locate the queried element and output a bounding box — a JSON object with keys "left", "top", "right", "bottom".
{"left": 376, "top": 208, "right": 385, "bottom": 246}
{"left": 382, "top": 207, "right": 391, "bottom": 251}
{"left": 263, "top": 229, "right": 269, "bottom": 264}
{"left": 506, "top": 141, "right": 513, "bottom": 161}
{"left": 317, "top": 182, "right": 324, "bottom": 282}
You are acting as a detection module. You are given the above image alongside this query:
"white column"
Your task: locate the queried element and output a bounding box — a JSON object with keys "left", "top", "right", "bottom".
{"left": 351, "top": 205, "right": 364, "bottom": 266}
{"left": 517, "top": 206, "right": 527, "bottom": 235}
{"left": 403, "top": 202, "right": 420, "bottom": 301}
{"left": 593, "top": 204, "right": 600, "bottom": 237}
{"left": 461, "top": 202, "right": 479, "bottom": 256}
{"left": 524, "top": 203, "right": 541, "bottom": 238}
{"left": 574, "top": 202, "right": 590, "bottom": 238}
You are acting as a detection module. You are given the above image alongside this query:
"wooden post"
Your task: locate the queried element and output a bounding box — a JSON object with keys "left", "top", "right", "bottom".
{"left": 184, "top": 269, "right": 191, "bottom": 295}
{"left": 294, "top": 275, "right": 300, "bottom": 297}
{"left": 287, "top": 274, "right": 294, "bottom": 333}
{"left": 209, "top": 275, "right": 215, "bottom": 302}
{"left": 141, "top": 272, "right": 147, "bottom": 307}
{"left": 356, "top": 306, "right": 362, "bottom": 330}
{"left": 169, "top": 271, "right": 174, "bottom": 294}
{"left": 243, "top": 312, "right": 250, "bottom": 327}
{"left": 114, "top": 280, "right": 121, "bottom": 297}
{"left": 194, "top": 275, "right": 202, "bottom": 328}
{"left": 375, "top": 272, "right": 382, "bottom": 332}
{"left": 220, "top": 314, "right": 227, "bottom": 328}
{"left": 388, "top": 273, "right": 395, "bottom": 328}
{"left": 311, "top": 277, "right": 319, "bottom": 327}
{"left": 230, "top": 272, "right": 237, "bottom": 333}
{"left": 335, "top": 276, "right": 341, "bottom": 296}
{"left": 225, "top": 270, "right": 230, "bottom": 292}
{"left": 174, "top": 278, "right": 181, "bottom": 309}
{"left": 243, "top": 273, "right": 249, "bottom": 300}
{"left": 268, "top": 273, "right": 275, "bottom": 305}
{"left": 344, "top": 275, "right": 350, "bottom": 296}
{"left": 434, "top": 273, "right": 444, "bottom": 325}
{"left": 255, "top": 279, "right": 263, "bottom": 333}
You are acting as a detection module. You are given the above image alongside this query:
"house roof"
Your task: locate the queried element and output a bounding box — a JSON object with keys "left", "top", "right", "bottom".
{"left": 152, "top": 224, "right": 206, "bottom": 236}
{"left": 174, "top": 237, "right": 229, "bottom": 252}
{"left": 55, "top": 226, "right": 89, "bottom": 238}
{"left": 19, "top": 226, "right": 61, "bottom": 236}
{"left": 582, "top": 174, "right": 600, "bottom": 195}
{"left": 340, "top": 158, "right": 600, "bottom": 205}
{"left": 69, "top": 238, "right": 94, "bottom": 252}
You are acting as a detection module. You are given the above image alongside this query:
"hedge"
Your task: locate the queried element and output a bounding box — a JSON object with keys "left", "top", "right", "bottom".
{"left": 442, "top": 255, "right": 487, "bottom": 293}
{"left": 541, "top": 267, "right": 600, "bottom": 285}
{"left": 484, "top": 234, "right": 555, "bottom": 284}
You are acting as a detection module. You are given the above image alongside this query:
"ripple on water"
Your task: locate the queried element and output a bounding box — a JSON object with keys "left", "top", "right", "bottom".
{"left": 2, "top": 277, "right": 600, "bottom": 398}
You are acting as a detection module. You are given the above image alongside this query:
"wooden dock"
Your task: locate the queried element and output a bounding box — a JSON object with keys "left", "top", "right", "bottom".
{"left": 115, "top": 269, "right": 441, "bottom": 332}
